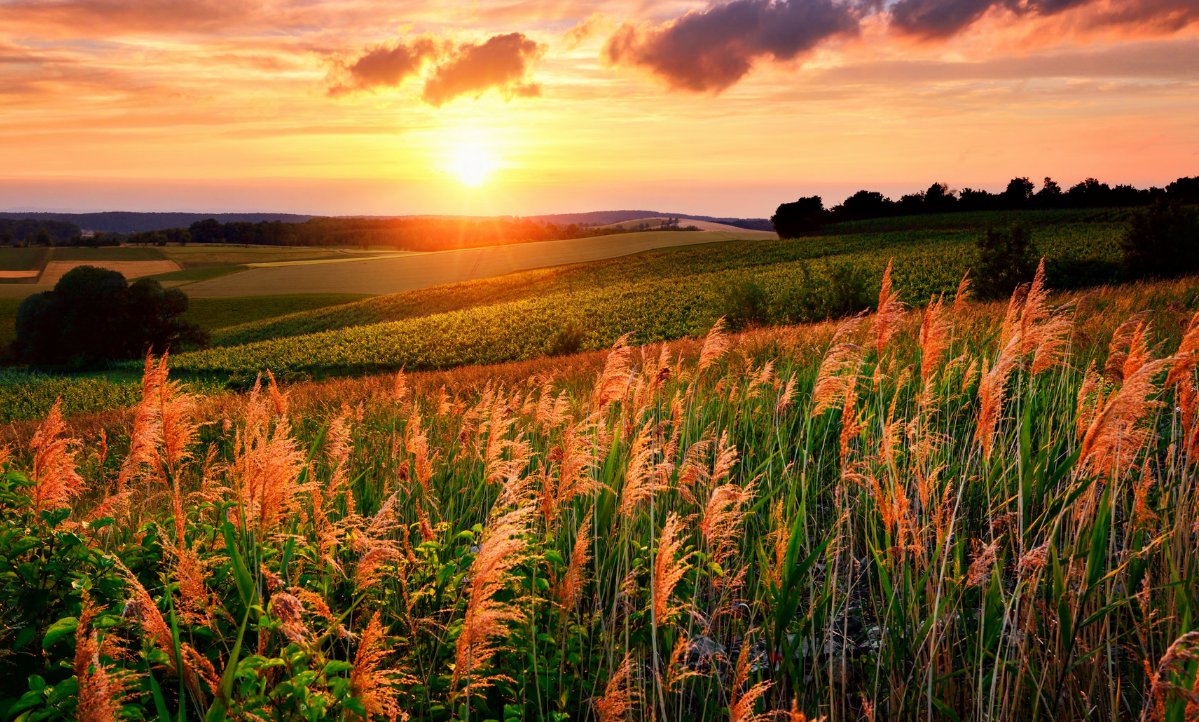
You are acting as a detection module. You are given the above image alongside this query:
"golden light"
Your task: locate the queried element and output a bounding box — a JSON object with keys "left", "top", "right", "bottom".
{"left": 445, "top": 140, "right": 499, "bottom": 188}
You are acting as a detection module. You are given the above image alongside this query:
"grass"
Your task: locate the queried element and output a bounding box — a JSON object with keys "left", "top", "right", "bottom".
{"left": 158, "top": 244, "right": 386, "bottom": 267}
{"left": 0, "top": 299, "right": 20, "bottom": 347}
{"left": 0, "top": 247, "right": 50, "bottom": 271}
{"left": 147, "top": 265, "right": 245, "bottom": 284}
{"left": 50, "top": 246, "right": 166, "bottom": 261}
{"left": 0, "top": 268, "right": 1195, "bottom": 720}
{"left": 183, "top": 294, "right": 370, "bottom": 332}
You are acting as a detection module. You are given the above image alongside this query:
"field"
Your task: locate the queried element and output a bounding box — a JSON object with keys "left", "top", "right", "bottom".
{"left": 0, "top": 264, "right": 1197, "bottom": 721}
{"left": 177, "top": 229, "right": 776, "bottom": 298}
{"left": 168, "top": 220, "right": 1124, "bottom": 379}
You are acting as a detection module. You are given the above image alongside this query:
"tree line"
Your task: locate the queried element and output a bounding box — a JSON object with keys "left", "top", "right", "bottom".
{"left": 772, "top": 175, "right": 1199, "bottom": 237}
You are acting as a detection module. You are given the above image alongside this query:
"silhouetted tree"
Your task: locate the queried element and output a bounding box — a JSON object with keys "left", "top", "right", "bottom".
{"left": 771, "top": 196, "right": 827, "bottom": 238}
{"left": 1034, "top": 177, "right": 1062, "bottom": 208}
{"left": 923, "top": 183, "right": 957, "bottom": 213}
{"left": 1003, "top": 177, "right": 1035, "bottom": 209}
{"left": 1120, "top": 200, "right": 1199, "bottom": 279}
{"left": 13, "top": 266, "right": 207, "bottom": 367}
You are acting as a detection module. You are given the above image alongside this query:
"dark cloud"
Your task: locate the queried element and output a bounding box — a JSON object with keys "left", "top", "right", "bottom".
{"left": 888, "top": 0, "right": 1195, "bottom": 39}
{"left": 604, "top": 0, "right": 861, "bottom": 93}
{"left": 421, "top": 33, "right": 545, "bottom": 106}
{"left": 328, "top": 38, "right": 441, "bottom": 97}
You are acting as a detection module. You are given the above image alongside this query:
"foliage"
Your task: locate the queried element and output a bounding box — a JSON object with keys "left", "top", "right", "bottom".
{"left": 771, "top": 196, "right": 827, "bottom": 237}
{"left": 974, "top": 224, "right": 1040, "bottom": 299}
{"left": 12, "top": 266, "right": 208, "bottom": 367}
{"left": 721, "top": 278, "right": 770, "bottom": 330}
{"left": 1119, "top": 199, "right": 1199, "bottom": 279}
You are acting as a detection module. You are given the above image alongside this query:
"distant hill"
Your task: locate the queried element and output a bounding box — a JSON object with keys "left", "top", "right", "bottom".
{"left": 0, "top": 210, "right": 773, "bottom": 234}
{"left": 527, "top": 210, "right": 773, "bottom": 232}
{"left": 0, "top": 212, "right": 314, "bottom": 234}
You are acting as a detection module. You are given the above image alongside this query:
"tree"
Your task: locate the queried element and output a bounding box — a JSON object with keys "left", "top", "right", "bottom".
{"left": 923, "top": 182, "right": 957, "bottom": 213}
{"left": 1003, "top": 177, "right": 1035, "bottom": 209}
{"left": 835, "top": 190, "right": 893, "bottom": 220}
{"left": 771, "top": 196, "right": 826, "bottom": 238}
{"left": 974, "top": 225, "right": 1039, "bottom": 299}
{"left": 1034, "top": 177, "right": 1062, "bottom": 208}
{"left": 1119, "top": 200, "right": 1199, "bottom": 279}
{"left": 13, "top": 266, "right": 207, "bottom": 366}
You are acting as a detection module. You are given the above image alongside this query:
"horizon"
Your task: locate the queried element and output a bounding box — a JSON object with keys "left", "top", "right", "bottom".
{"left": 1, "top": 1, "right": 1196, "bottom": 217}
{"left": 0, "top": 173, "right": 1188, "bottom": 219}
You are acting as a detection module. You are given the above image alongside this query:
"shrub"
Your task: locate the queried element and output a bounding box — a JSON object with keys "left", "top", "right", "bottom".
{"left": 721, "top": 279, "right": 770, "bottom": 330}
{"left": 780, "top": 261, "right": 872, "bottom": 323}
{"left": 13, "top": 266, "right": 207, "bottom": 367}
{"left": 974, "top": 225, "right": 1039, "bottom": 299}
{"left": 1119, "top": 200, "right": 1199, "bottom": 278}
{"left": 547, "top": 321, "right": 586, "bottom": 357}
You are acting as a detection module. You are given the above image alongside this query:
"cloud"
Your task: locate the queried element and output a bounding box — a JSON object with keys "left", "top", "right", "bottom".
{"left": 330, "top": 32, "right": 545, "bottom": 106}
{"left": 0, "top": 0, "right": 261, "bottom": 35}
{"left": 421, "top": 33, "right": 545, "bottom": 106}
{"left": 888, "top": 0, "right": 1197, "bottom": 39}
{"left": 603, "top": 0, "right": 861, "bottom": 93}
{"left": 327, "top": 38, "right": 442, "bottom": 97}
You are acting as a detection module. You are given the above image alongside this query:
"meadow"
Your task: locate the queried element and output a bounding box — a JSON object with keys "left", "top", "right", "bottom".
{"left": 0, "top": 263, "right": 1196, "bottom": 721}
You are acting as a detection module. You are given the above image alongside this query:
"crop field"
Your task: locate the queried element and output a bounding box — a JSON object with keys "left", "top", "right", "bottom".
{"left": 178, "top": 229, "right": 777, "bottom": 298}
{"left": 171, "top": 220, "right": 1125, "bottom": 380}
{"left": 0, "top": 264, "right": 1196, "bottom": 721}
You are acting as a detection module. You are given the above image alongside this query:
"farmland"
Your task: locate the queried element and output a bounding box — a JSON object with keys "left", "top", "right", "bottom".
{"left": 1, "top": 263, "right": 1197, "bottom": 721}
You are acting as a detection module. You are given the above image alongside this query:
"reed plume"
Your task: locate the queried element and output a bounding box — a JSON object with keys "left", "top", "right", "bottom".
{"left": 29, "top": 398, "right": 84, "bottom": 513}
{"left": 1166, "top": 310, "right": 1199, "bottom": 387}
{"left": 619, "top": 421, "right": 658, "bottom": 518}
{"left": 593, "top": 334, "right": 634, "bottom": 411}
{"left": 1079, "top": 356, "right": 1169, "bottom": 478}
{"left": 652, "top": 512, "right": 690, "bottom": 623}
{"left": 75, "top": 591, "right": 132, "bottom": 722}
{"left": 595, "top": 654, "right": 637, "bottom": 722}
{"left": 873, "top": 260, "right": 905, "bottom": 357}
{"left": 698, "top": 316, "right": 731, "bottom": 374}
{"left": 351, "top": 612, "right": 405, "bottom": 721}
{"left": 919, "top": 294, "right": 951, "bottom": 383}
{"left": 453, "top": 506, "right": 530, "bottom": 695}
{"left": 730, "top": 640, "right": 772, "bottom": 722}
{"left": 556, "top": 511, "right": 592, "bottom": 610}
{"left": 812, "top": 316, "right": 865, "bottom": 415}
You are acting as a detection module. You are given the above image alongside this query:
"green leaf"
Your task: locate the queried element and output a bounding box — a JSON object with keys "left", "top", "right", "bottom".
{"left": 42, "top": 616, "right": 78, "bottom": 650}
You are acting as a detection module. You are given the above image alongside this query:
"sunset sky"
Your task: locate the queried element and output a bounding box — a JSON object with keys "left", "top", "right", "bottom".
{"left": 1, "top": 0, "right": 1196, "bottom": 217}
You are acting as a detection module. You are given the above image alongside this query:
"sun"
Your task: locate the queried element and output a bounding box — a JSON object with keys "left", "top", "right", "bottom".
{"left": 445, "top": 141, "right": 499, "bottom": 188}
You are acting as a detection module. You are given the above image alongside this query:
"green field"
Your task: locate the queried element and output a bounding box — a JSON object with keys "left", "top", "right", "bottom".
{"left": 0, "top": 246, "right": 50, "bottom": 271}
{"left": 174, "top": 219, "right": 1123, "bottom": 379}
{"left": 50, "top": 246, "right": 166, "bottom": 261}
{"left": 0, "top": 211, "right": 1135, "bottom": 421}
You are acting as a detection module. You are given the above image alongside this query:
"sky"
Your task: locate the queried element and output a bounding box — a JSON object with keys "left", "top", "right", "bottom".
{"left": 0, "top": 0, "right": 1196, "bottom": 217}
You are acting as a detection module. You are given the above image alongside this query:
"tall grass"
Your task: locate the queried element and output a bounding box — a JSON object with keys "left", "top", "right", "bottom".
{"left": 0, "top": 266, "right": 1197, "bottom": 721}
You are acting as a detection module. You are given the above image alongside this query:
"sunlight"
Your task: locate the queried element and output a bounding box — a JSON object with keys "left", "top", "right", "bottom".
{"left": 445, "top": 139, "right": 499, "bottom": 188}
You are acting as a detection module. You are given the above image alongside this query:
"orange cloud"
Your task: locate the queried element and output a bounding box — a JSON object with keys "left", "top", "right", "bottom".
{"left": 330, "top": 32, "right": 545, "bottom": 106}
{"left": 422, "top": 33, "right": 545, "bottom": 106}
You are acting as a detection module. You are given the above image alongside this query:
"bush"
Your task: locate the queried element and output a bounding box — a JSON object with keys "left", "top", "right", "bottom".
{"left": 974, "top": 225, "right": 1039, "bottom": 299}
{"left": 1119, "top": 200, "right": 1199, "bottom": 279}
{"left": 721, "top": 279, "right": 770, "bottom": 330}
{"left": 779, "top": 261, "right": 872, "bottom": 323}
{"left": 13, "top": 266, "right": 207, "bottom": 367}
{"left": 546, "top": 321, "right": 586, "bottom": 357}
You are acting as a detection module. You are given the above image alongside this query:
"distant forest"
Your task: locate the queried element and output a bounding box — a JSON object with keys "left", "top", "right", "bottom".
{"left": 772, "top": 175, "right": 1199, "bottom": 237}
